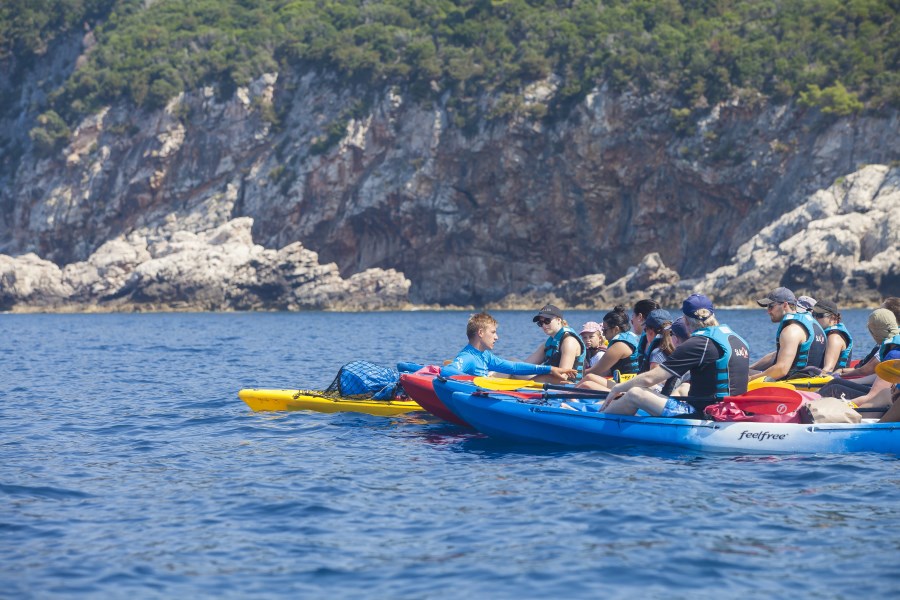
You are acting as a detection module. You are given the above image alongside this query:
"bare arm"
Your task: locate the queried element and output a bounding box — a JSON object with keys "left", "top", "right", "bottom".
{"left": 756, "top": 326, "right": 805, "bottom": 380}
{"left": 556, "top": 335, "right": 581, "bottom": 370}
{"left": 839, "top": 354, "right": 879, "bottom": 378}
{"left": 821, "top": 334, "right": 846, "bottom": 373}
{"left": 750, "top": 350, "right": 776, "bottom": 372}
{"left": 584, "top": 341, "right": 631, "bottom": 378}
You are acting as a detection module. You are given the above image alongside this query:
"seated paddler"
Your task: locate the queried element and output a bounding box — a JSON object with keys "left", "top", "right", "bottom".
{"left": 520, "top": 304, "right": 587, "bottom": 383}
{"left": 749, "top": 286, "right": 826, "bottom": 380}
{"left": 441, "top": 312, "right": 576, "bottom": 383}
{"left": 577, "top": 305, "right": 641, "bottom": 391}
{"left": 600, "top": 294, "right": 750, "bottom": 418}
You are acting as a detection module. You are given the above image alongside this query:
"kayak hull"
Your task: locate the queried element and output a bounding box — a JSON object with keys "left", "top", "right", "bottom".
{"left": 238, "top": 388, "right": 422, "bottom": 415}
{"left": 438, "top": 384, "right": 900, "bottom": 454}
{"left": 400, "top": 372, "right": 472, "bottom": 426}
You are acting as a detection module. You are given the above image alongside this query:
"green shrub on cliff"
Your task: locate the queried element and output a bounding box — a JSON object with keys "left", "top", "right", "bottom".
{"left": 4, "top": 0, "right": 898, "bottom": 129}
{"left": 29, "top": 110, "right": 71, "bottom": 155}
{"left": 799, "top": 83, "right": 865, "bottom": 116}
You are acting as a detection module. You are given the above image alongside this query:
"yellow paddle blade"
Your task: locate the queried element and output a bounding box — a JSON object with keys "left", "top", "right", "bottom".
{"left": 747, "top": 379, "right": 796, "bottom": 391}
{"left": 472, "top": 376, "right": 544, "bottom": 391}
{"left": 876, "top": 359, "right": 900, "bottom": 384}
{"left": 617, "top": 373, "right": 636, "bottom": 383}
{"left": 781, "top": 375, "right": 832, "bottom": 389}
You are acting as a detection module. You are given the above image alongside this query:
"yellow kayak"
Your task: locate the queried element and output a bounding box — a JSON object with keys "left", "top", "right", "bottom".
{"left": 238, "top": 388, "right": 422, "bottom": 415}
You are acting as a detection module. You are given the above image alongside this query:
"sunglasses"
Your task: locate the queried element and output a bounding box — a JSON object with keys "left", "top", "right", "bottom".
{"left": 535, "top": 317, "right": 554, "bottom": 326}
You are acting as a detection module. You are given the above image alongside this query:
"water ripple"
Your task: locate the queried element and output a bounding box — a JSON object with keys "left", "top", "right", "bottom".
{"left": 1, "top": 311, "right": 898, "bottom": 598}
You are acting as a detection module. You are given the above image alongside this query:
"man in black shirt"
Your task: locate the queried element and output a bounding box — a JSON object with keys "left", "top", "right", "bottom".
{"left": 602, "top": 294, "right": 751, "bottom": 418}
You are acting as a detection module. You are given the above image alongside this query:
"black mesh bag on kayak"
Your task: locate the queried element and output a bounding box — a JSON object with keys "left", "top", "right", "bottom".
{"left": 324, "top": 361, "right": 400, "bottom": 401}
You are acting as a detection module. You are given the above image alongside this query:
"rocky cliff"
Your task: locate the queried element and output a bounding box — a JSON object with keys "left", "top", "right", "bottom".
{"left": 0, "top": 32, "right": 898, "bottom": 311}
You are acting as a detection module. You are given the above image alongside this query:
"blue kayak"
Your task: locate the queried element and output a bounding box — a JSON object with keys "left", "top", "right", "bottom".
{"left": 432, "top": 378, "right": 900, "bottom": 455}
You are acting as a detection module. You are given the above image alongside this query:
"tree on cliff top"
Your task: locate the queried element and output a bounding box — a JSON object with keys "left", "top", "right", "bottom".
{"left": 3, "top": 0, "right": 897, "bottom": 129}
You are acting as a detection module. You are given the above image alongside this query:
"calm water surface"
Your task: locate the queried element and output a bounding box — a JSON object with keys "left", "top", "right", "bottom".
{"left": 2, "top": 310, "right": 898, "bottom": 598}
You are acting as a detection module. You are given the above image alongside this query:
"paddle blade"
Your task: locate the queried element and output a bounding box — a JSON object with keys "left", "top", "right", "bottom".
{"left": 724, "top": 387, "right": 804, "bottom": 415}
{"left": 747, "top": 379, "right": 796, "bottom": 391}
{"left": 472, "top": 376, "right": 544, "bottom": 391}
{"left": 876, "top": 359, "right": 900, "bottom": 384}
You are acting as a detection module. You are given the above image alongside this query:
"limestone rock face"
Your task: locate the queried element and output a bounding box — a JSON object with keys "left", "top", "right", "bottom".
{"left": 0, "top": 217, "right": 410, "bottom": 312}
{"left": 692, "top": 165, "right": 900, "bottom": 306}
{"left": 1, "top": 36, "right": 898, "bottom": 309}
{"left": 539, "top": 165, "right": 900, "bottom": 310}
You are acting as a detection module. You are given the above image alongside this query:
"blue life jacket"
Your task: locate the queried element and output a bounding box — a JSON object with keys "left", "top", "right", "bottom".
{"left": 824, "top": 322, "right": 853, "bottom": 369}
{"left": 691, "top": 324, "right": 751, "bottom": 399}
{"left": 639, "top": 335, "right": 663, "bottom": 373}
{"left": 543, "top": 326, "right": 587, "bottom": 382}
{"left": 879, "top": 334, "right": 900, "bottom": 362}
{"left": 775, "top": 312, "right": 826, "bottom": 372}
{"left": 609, "top": 331, "right": 641, "bottom": 375}
{"left": 637, "top": 331, "right": 648, "bottom": 356}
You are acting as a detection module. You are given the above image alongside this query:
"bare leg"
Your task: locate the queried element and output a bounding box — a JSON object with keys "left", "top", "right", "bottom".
{"left": 602, "top": 387, "right": 669, "bottom": 416}
{"left": 576, "top": 373, "right": 612, "bottom": 391}
{"left": 879, "top": 400, "right": 900, "bottom": 422}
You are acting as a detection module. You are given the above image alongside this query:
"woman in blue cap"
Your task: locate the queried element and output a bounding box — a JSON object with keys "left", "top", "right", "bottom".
{"left": 640, "top": 308, "right": 675, "bottom": 372}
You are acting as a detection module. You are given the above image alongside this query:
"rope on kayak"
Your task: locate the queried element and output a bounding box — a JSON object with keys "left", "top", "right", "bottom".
{"left": 295, "top": 360, "right": 401, "bottom": 402}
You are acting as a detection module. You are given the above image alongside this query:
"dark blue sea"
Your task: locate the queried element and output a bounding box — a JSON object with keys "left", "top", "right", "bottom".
{"left": 2, "top": 309, "right": 898, "bottom": 598}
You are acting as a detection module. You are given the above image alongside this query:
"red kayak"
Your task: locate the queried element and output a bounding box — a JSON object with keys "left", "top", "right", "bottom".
{"left": 400, "top": 368, "right": 473, "bottom": 426}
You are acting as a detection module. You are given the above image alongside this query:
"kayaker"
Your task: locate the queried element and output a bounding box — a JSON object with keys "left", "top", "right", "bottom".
{"left": 797, "top": 295, "right": 817, "bottom": 312}
{"left": 659, "top": 316, "right": 692, "bottom": 396}
{"left": 875, "top": 359, "right": 900, "bottom": 423}
{"left": 577, "top": 305, "right": 641, "bottom": 391}
{"left": 810, "top": 298, "right": 853, "bottom": 372}
{"left": 883, "top": 297, "right": 900, "bottom": 320}
{"left": 441, "top": 312, "right": 577, "bottom": 382}
{"left": 640, "top": 308, "right": 675, "bottom": 372}
{"left": 817, "top": 308, "right": 900, "bottom": 400}
{"left": 520, "top": 304, "right": 587, "bottom": 382}
{"left": 600, "top": 293, "right": 750, "bottom": 417}
{"left": 836, "top": 307, "right": 900, "bottom": 380}
{"left": 631, "top": 299, "right": 661, "bottom": 362}
{"left": 749, "top": 287, "right": 826, "bottom": 380}
{"left": 579, "top": 321, "right": 606, "bottom": 368}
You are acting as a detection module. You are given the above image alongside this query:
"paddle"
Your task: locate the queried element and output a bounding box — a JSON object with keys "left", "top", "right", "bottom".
{"left": 747, "top": 379, "right": 796, "bottom": 391}
{"left": 875, "top": 359, "right": 900, "bottom": 384}
{"left": 471, "top": 389, "right": 609, "bottom": 401}
{"left": 472, "top": 376, "right": 545, "bottom": 391}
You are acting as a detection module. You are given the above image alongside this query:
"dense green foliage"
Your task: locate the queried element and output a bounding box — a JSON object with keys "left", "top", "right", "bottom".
{"left": 4, "top": 0, "right": 899, "bottom": 128}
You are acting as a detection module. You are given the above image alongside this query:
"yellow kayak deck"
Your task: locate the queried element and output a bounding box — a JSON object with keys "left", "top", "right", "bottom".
{"left": 239, "top": 388, "right": 422, "bottom": 415}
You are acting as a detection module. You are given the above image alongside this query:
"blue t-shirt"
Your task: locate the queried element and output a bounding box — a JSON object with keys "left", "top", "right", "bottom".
{"left": 440, "top": 344, "right": 552, "bottom": 378}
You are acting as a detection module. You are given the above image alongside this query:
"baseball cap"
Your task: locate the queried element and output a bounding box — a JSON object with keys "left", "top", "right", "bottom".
{"left": 580, "top": 321, "right": 603, "bottom": 334}
{"left": 645, "top": 309, "right": 673, "bottom": 331}
{"left": 671, "top": 316, "right": 690, "bottom": 341}
{"left": 682, "top": 294, "right": 715, "bottom": 320}
{"left": 797, "top": 295, "right": 817, "bottom": 311}
{"left": 756, "top": 287, "right": 797, "bottom": 307}
{"left": 532, "top": 304, "right": 564, "bottom": 322}
{"left": 811, "top": 298, "right": 839, "bottom": 317}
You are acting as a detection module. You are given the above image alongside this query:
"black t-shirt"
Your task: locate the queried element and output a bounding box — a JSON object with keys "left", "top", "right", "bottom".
{"left": 660, "top": 336, "right": 723, "bottom": 399}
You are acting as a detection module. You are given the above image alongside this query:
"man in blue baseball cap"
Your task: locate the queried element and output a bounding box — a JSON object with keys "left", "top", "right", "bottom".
{"left": 750, "top": 286, "right": 826, "bottom": 380}
{"left": 601, "top": 294, "right": 750, "bottom": 418}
